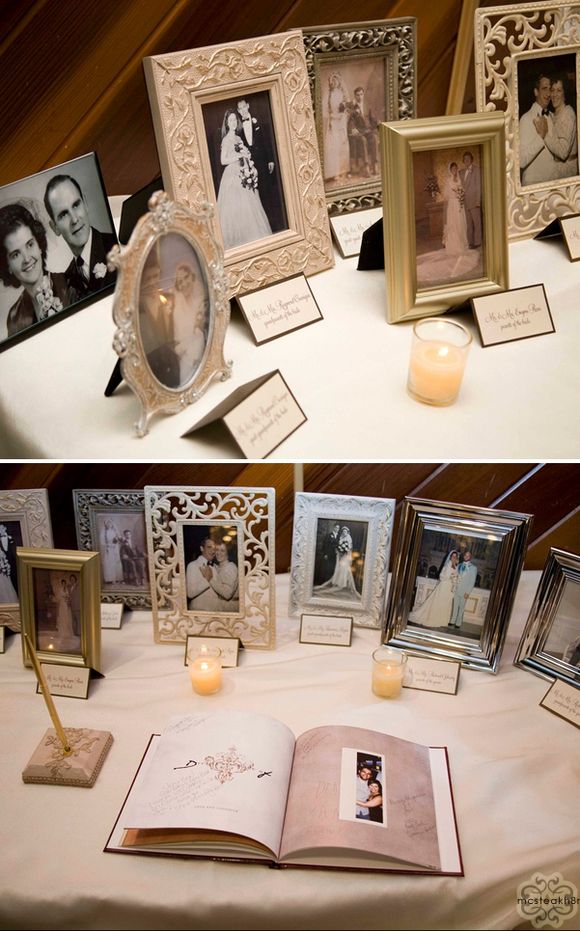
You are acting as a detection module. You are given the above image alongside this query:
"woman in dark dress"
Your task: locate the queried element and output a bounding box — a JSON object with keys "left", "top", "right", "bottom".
{"left": 357, "top": 779, "right": 384, "bottom": 823}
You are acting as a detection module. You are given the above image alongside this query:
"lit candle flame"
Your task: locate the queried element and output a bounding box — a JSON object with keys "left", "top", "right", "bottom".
{"left": 437, "top": 346, "right": 449, "bottom": 359}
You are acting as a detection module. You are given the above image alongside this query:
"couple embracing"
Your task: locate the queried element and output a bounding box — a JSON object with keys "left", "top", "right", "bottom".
{"left": 410, "top": 549, "right": 477, "bottom": 630}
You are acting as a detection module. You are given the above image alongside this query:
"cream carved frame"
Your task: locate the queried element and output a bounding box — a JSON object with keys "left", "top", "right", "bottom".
{"left": 475, "top": 1, "right": 580, "bottom": 240}
{"left": 0, "top": 488, "right": 53, "bottom": 632}
{"left": 109, "top": 191, "right": 231, "bottom": 438}
{"left": 143, "top": 30, "right": 334, "bottom": 297}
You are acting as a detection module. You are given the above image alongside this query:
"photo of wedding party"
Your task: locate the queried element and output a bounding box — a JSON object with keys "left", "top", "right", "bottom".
{"left": 33, "top": 567, "right": 82, "bottom": 655}
{"left": 311, "top": 518, "right": 368, "bottom": 605}
{"left": 182, "top": 523, "right": 241, "bottom": 615}
{"left": 201, "top": 91, "right": 288, "bottom": 250}
{"left": 95, "top": 511, "right": 149, "bottom": 592}
{"left": 517, "top": 53, "right": 579, "bottom": 187}
{"left": 413, "top": 144, "right": 485, "bottom": 289}
{"left": 407, "top": 528, "right": 501, "bottom": 640}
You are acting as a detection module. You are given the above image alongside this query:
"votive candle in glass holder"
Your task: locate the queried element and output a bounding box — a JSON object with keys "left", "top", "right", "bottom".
{"left": 187, "top": 644, "right": 222, "bottom": 695}
{"left": 372, "top": 647, "right": 407, "bottom": 699}
{"left": 407, "top": 317, "right": 472, "bottom": 406}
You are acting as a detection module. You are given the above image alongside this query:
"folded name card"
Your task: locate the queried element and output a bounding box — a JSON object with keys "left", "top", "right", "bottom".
{"left": 403, "top": 655, "right": 460, "bottom": 695}
{"left": 37, "top": 663, "right": 91, "bottom": 699}
{"left": 330, "top": 207, "right": 383, "bottom": 259}
{"left": 182, "top": 370, "right": 306, "bottom": 459}
{"left": 237, "top": 275, "right": 322, "bottom": 344}
{"left": 299, "top": 614, "right": 353, "bottom": 646}
{"left": 185, "top": 635, "right": 241, "bottom": 668}
{"left": 559, "top": 214, "right": 580, "bottom": 261}
{"left": 101, "top": 603, "right": 124, "bottom": 629}
{"left": 471, "top": 284, "right": 555, "bottom": 347}
{"left": 540, "top": 679, "right": 580, "bottom": 728}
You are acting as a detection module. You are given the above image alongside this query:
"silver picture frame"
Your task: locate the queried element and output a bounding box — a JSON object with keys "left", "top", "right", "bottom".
{"left": 289, "top": 492, "right": 395, "bottom": 629}
{"left": 383, "top": 497, "right": 533, "bottom": 672}
{"left": 145, "top": 486, "right": 275, "bottom": 649}
{"left": 73, "top": 489, "right": 151, "bottom": 609}
{"left": 514, "top": 547, "right": 580, "bottom": 686}
{"left": 0, "top": 488, "right": 53, "bottom": 631}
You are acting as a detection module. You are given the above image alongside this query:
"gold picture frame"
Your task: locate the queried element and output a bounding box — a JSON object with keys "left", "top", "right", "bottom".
{"left": 109, "top": 190, "right": 232, "bottom": 438}
{"left": 474, "top": 1, "right": 580, "bottom": 240}
{"left": 380, "top": 111, "right": 508, "bottom": 324}
{"left": 18, "top": 547, "right": 102, "bottom": 673}
{"left": 143, "top": 30, "right": 334, "bottom": 297}
{"left": 0, "top": 488, "right": 53, "bottom": 632}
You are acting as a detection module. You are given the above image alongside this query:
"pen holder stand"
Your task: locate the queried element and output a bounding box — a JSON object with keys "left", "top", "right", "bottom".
{"left": 22, "top": 727, "right": 113, "bottom": 787}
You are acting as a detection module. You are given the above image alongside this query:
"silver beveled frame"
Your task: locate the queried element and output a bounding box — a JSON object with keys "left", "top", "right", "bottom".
{"left": 514, "top": 548, "right": 580, "bottom": 686}
{"left": 108, "top": 190, "right": 232, "bottom": 438}
{"left": 302, "top": 18, "right": 417, "bottom": 215}
{"left": 475, "top": 2, "right": 580, "bottom": 240}
{"left": 380, "top": 111, "right": 509, "bottom": 323}
{"left": 0, "top": 488, "right": 53, "bottom": 632}
{"left": 145, "top": 486, "right": 275, "bottom": 649}
{"left": 383, "top": 497, "right": 533, "bottom": 673}
{"left": 143, "top": 30, "right": 334, "bottom": 296}
{"left": 289, "top": 492, "right": 396, "bottom": 629}
{"left": 73, "top": 489, "right": 151, "bottom": 609}
{"left": 18, "top": 547, "right": 101, "bottom": 673}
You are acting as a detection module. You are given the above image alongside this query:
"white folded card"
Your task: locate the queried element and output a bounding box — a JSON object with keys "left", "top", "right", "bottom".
{"left": 299, "top": 614, "right": 353, "bottom": 646}
{"left": 36, "top": 663, "right": 91, "bottom": 699}
{"left": 471, "top": 284, "right": 554, "bottom": 347}
{"left": 236, "top": 275, "right": 322, "bottom": 345}
{"left": 559, "top": 214, "right": 580, "bottom": 261}
{"left": 330, "top": 207, "right": 382, "bottom": 259}
{"left": 101, "top": 603, "right": 124, "bottom": 629}
{"left": 403, "top": 655, "right": 460, "bottom": 695}
{"left": 540, "top": 679, "right": 580, "bottom": 728}
{"left": 185, "top": 635, "right": 241, "bottom": 668}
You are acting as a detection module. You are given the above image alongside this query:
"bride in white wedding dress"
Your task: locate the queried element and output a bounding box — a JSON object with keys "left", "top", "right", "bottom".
{"left": 217, "top": 109, "right": 272, "bottom": 250}
{"left": 409, "top": 550, "right": 459, "bottom": 629}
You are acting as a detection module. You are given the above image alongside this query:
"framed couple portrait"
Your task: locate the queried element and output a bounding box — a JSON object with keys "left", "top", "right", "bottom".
{"left": 380, "top": 111, "right": 509, "bottom": 323}
{"left": 0, "top": 488, "right": 53, "bottom": 631}
{"left": 0, "top": 152, "right": 117, "bottom": 351}
{"left": 302, "top": 17, "right": 417, "bottom": 215}
{"left": 289, "top": 492, "right": 396, "bottom": 630}
{"left": 515, "top": 548, "right": 580, "bottom": 686}
{"left": 143, "top": 30, "right": 334, "bottom": 297}
{"left": 474, "top": 1, "right": 580, "bottom": 239}
{"left": 383, "top": 498, "right": 533, "bottom": 672}
{"left": 144, "top": 486, "right": 275, "bottom": 649}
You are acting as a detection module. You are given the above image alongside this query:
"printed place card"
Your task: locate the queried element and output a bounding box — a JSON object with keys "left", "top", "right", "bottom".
{"left": 37, "top": 663, "right": 91, "bottom": 699}
{"left": 403, "top": 655, "right": 460, "bottom": 695}
{"left": 559, "top": 214, "right": 580, "bottom": 261}
{"left": 472, "top": 284, "right": 554, "bottom": 347}
{"left": 101, "top": 602, "right": 124, "bottom": 629}
{"left": 330, "top": 207, "right": 383, "bottom": 259}
{"left": 185, "top": 635, "right": 241, "bottom": 668}
{"left": 540, "top": 679, "right": 580, "bottom": 728}
{"left": 237, "top": 275, "right": 322, "bottom": 344}
{"left": 299, "top": 614, "right": 353, "bottom": 646}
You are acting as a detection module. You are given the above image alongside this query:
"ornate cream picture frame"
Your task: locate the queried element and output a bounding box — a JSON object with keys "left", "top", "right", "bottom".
{"left": 0, "top": 488, "right": 53, "bottom": 631}
{"left": 302, "top": 18, "right": 417, "bottom": 215}
{"left": 143, "top": 30, "right": 334, "bottom": 296}
{"left": 145, "top": 486, "right": 275, "bottom": 649}
{"left": 109, "top": 191, "right": 231, "bottom": 437}
{"left": 475, "top": 1, "right": 580, "bottom": 240}
{"left": 380, "top": 111, "right": 509, "bottom": 323}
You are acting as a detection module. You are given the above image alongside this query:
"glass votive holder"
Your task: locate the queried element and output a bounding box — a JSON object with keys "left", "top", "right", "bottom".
{"left": 371, "top": 647, "right": 407, "bottom": 699}
{"left": 187, "top": 645, "right": 222, "bottom": 695}
{"left": 407, "top": 317, "right": 472, "bottom": 406}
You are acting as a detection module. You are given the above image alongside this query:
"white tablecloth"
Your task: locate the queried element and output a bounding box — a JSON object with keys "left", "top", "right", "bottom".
{"left": 1, "top": 572, "right": 579, "bottom": 930}
{"left": 1, "top": 205, "right": 579, "bottom": 458}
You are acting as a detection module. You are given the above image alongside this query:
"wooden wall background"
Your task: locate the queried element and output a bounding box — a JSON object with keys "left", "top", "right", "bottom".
{"left": 0, "top": 0, "right": 464, "bottom": 194}
{"left": 1, "top": 463, "right": 578, "bottom": 573}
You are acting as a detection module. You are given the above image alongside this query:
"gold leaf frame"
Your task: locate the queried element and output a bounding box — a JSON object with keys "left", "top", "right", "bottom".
{"left": 0, "top": 489, "right": 53, "bottom": 632}
{"left": 143, "top": 30, "right": 334, "bottom": 296}
{"left": 380, "top": 111, "right": 509, "bottom": 323}
{"left": 109, "top": 191, "right": 232, "bottom": 438}
{"left": 474, "top": 1, "right": 580, "bottom": 240}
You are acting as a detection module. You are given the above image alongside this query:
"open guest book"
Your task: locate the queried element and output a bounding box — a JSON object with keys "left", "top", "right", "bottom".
{"left": 106, "top": 711, "right": 462, "bottom": 874}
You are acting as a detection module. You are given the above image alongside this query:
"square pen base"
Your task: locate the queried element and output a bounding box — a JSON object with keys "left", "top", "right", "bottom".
{"left": 22, "top": 727, "right": 113, "bottom": 787}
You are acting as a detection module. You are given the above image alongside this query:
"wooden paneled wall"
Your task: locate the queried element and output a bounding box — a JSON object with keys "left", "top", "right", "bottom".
{"left": 0, "top": 0, "right": 462, "bottom": 195}
{"left": 1, "top": 463, "right": 578, "bottom": 573}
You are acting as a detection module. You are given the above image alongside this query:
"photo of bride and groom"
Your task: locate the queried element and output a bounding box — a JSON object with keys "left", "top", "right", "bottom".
{"left": 311, "top": 518, "right": 368, "bottom": 605}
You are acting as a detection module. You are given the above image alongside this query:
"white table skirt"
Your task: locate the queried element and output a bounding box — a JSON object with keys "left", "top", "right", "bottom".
{"left": 1, "top": 199, "right": 579, "bottom": 458}
{"left": 1, "top": 571, "right": 579, "bottom": 930}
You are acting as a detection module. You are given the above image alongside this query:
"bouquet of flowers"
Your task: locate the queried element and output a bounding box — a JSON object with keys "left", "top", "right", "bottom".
{"left": 425, "top": 173, "right": 440, "bottom": 201}
{"left": 234, "top": 140, "right": 259, "bottom": 191}
{"left": 35, "top": 276, "right": 63, "bottom": 320}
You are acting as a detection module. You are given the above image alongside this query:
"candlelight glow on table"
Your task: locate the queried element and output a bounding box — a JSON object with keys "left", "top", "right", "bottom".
{"left": 372, "top": 647, "right": 407, "bottom": 699}
{"left": 188, "top": 645, "right": 222, "bottom": 695}
{"left": 407, "top": 317, "right": 472, "bottom": 406}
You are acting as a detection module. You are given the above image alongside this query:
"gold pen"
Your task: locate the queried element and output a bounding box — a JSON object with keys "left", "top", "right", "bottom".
{"left": 24, "top": 633, "right": 71, "bottom": 755}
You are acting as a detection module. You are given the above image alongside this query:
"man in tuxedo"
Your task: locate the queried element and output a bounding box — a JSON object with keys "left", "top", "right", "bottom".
{"left": 44, "top": 174, "right": 117, "bottom": 297}
{"left": 459, "top": 152, "right": 482, "bottom": 249}
{"left": 186, "top": 537, "right": 218, "bottom": 611}
{"left": 347, "top": 86, "right": 378, "bottom": 177}
{"left": 236, "top": 97, "right": 285, "bottom": 232}
{"left": 119, "top": 530, "right": 147, "bottom": 587}
{"left": 519, "top": 73, "right": 558, "bottom": 185}
{"left": 449, "top": 551, "right": 477, "bottom": 629}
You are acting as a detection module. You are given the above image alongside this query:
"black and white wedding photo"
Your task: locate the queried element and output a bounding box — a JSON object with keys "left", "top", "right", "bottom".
{"left": 311, "top": 518, "right": 368, "bottom": 604}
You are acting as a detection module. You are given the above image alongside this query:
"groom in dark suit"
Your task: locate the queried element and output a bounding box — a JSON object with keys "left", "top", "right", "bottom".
{"left": 44, "top": 174, "right": 117, "bottom": 297}
{"left": 236, "top": 97, "right": 286, "bottom": 233}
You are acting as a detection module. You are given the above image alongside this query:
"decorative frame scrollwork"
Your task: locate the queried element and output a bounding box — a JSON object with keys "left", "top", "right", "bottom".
{"left": 475, "top": 1, "right": 580, "bottom": 239}
{"left": 0, "top": 489, "right": 53, "bottom": 631}
{"left": 145, "top": 486, "right": 275, "bottom": 649}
